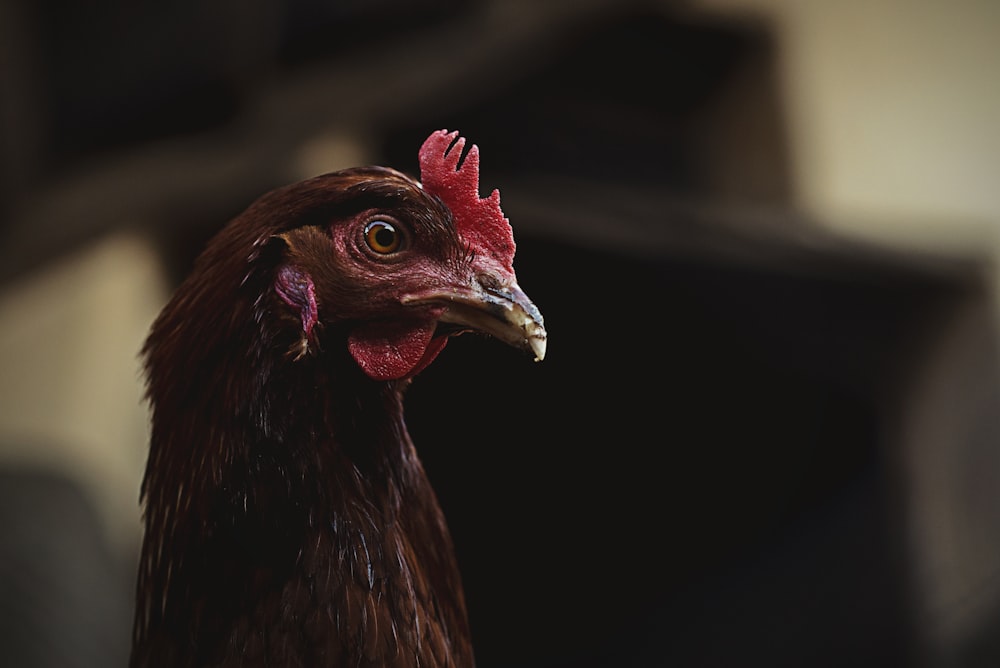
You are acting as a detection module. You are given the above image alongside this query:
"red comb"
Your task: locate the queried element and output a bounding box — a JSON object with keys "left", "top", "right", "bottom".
{"left": 418, "top": 130, "right": 515, "bottom": 273}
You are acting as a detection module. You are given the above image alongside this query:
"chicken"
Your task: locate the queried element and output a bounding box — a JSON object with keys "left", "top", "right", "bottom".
{"left": 130, "top": 130, "right": 546, "bottom": 667}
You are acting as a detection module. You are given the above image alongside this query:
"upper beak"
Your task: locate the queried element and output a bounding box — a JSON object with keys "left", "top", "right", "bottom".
{"left": 402, "top": 275, "right": 547, "bottom": 362}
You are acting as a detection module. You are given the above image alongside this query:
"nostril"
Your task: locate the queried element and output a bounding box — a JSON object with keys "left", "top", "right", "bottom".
{"left": 475, "top": 272, "right": 504, "bottom": 293}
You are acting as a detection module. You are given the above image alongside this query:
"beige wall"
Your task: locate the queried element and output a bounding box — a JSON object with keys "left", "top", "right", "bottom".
{"left": 700, "top": 0, "right": 1000, "bottom": 253}
{"left": 0, "top": 233, "right": 166, "bottom": 555}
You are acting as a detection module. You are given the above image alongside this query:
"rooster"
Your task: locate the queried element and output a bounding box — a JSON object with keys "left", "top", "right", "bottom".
{"left": 130, "top": 130, "right": 546, "bottom": 667}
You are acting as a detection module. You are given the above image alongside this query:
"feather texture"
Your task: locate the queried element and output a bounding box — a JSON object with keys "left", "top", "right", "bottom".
{"left": 132, "top": 133, "right": 543, "bottom": 667}
{"left": 132, "top": 168, "right": 474, "bottom": 667}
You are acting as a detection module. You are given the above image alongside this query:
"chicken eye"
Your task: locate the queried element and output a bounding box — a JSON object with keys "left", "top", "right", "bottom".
{"left": 364, "top": 220, "right": 402, "bottom": 254}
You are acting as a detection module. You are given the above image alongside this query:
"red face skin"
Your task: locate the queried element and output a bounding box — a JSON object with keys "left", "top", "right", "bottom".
{"left": 276, "top": 209, "right": 459, "bottom": 381}
{"left": 274, "top": 129, "right": 540, "bottom": 383}
{"left": 349, "top": 130, "right": 522, "bottom": 380}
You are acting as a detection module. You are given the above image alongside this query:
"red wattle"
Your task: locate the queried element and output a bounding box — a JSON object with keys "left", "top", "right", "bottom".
{"left": 348, "top": 320, "right": 448, "bottom": 381}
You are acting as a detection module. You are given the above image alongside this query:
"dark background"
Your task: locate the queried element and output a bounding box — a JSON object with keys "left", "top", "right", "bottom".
{"left": 1, "top": 1, "right": 998, "bottom": 667}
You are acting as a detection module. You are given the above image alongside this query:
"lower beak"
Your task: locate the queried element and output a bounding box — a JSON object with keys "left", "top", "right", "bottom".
{"left": 403, "top": 277, "right": 547, "bottom": 362}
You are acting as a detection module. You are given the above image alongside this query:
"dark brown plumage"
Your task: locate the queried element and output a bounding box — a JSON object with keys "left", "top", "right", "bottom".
{"left": 130, "top": 131, "right": 545, "bottom": 667}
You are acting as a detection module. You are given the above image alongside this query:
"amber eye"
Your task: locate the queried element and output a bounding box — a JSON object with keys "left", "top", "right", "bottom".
{"left": 364, "top": 220, "right": 402, "bottom": 254}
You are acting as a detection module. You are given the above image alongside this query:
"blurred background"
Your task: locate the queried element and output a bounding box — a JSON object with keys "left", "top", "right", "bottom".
{"left": 1, "top": 0, "right": 999, "bottom": 665}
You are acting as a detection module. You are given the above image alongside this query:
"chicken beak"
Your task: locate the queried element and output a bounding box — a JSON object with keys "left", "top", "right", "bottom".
{"left": 403, "top": 276, "right": 547, "bottom": 362}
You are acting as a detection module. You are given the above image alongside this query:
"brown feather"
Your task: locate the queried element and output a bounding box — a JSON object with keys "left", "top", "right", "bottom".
{"left": 131, "top": 167, "right": 475, "bottom": 667}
